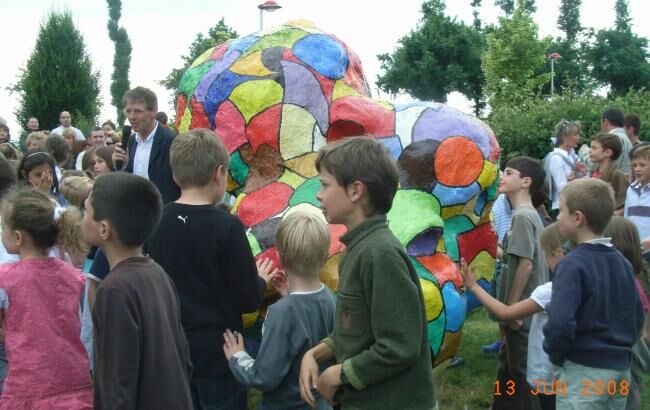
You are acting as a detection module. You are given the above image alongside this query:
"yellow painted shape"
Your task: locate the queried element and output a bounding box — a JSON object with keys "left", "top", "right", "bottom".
{"left": 277, "top": 169, "right": 306, "bottom": 189}
{"left": 477, "top": 160, "right": 498, "bottom": 189}
{"left": 190, "top": 47, "right": 215, "bottom": 68}
{"left": 227, "top": 173, "right": 240, "bottom": 192}
{"left": 231, "top": 193, "right": 246, "bottom": 214}
{"left": 284, "top": 152, "right": 319, "bottom": 178}
{"left": 420, "top": 279, "right": 443, "bottom": 322}
{"left": 280, "top": 104, "right": 315, "bottom": 159}
{"left": 469, "top": 250, "right": 496, "bottom": 282}
{"left": 332, "top": 80, "right": 360, "bottom": 100}
{"left": 230, "top": 51, "right": 274, "bottom": 76}
{"left": 376, "top": 100, "right": 394, "bottom": 110}
{"left": 285, "top": 20, "right": 320, "bottom": 33}
{"left": 436, "top": 237, "right": 446, "bottom": 253}
{"left": 242, "top": 311, "right": 260, "bottom": 328}
{"left": 230, "top": 80, "right": 283, "bottom": 123}
{"left": 178, "top": 107, "right": 192, "bottom": 133}
{"left": 320, "top": 254, "right": 340, "bottom": 291}
{"left": 441, "top": 204, "right": 464, "bottom": 219}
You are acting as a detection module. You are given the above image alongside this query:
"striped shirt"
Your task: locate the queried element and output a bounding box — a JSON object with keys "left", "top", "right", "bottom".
{"left": 625, "top": 180, "right": 650, "bottom": 243}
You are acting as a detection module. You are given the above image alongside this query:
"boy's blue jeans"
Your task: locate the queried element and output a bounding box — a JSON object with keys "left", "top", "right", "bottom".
{"left": 190, "top": 372, "right": 247, "bottom": 410}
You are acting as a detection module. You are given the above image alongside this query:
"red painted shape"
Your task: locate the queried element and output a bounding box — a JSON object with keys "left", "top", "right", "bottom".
{"left": 246, "top": 104, "right": 281, "bottom": 153}
{"left": 282, "top": 48, "right": 302, "bottom": 65}
{"left": 210, "top": 43, "right": 229, "bottom": 61}
{"left": 190, "top": 96, "right": 211, "bottom": 129}
{"left": 416, "top": 253, "right": 463, "bottom": 289}
{"left": 256, "top": 247, "right": 282, "bottom": 273}
{"left": 328, "top": 96, "right": 395, "bottom": 141}
{"left": 457, "top": 222, "right": 497, "bottom": 263}
{"left": 327, "top": 121, "right": 365, "bottom": 142}
{"left": 215, "top": 100, "right": 247, "bottom": 154}
{"left": 327, "top": 224, "right": 347, "bottom": 257}
{"left": 175, "top": 93, "right": 188, "bottom": 129}
{"left": 237, "top": 182, "right": 294, "bottom": 228}
{"left": 488, "top": 131, "right": 500, "bottom": 162}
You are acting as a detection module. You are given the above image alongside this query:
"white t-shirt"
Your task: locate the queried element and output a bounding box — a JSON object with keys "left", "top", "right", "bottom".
{"left": 527, "top": 281, "right": 553, "bottom": 386}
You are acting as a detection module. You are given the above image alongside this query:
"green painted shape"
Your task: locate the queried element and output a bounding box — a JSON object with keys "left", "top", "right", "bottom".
{"left": 179, "top": 61, "right": 215, "bottom": 98}
{"left": 411, "top": 257, "right": 439, "bottom": 286}
{"left": 230, "top": 150, "right": 249, "bottom": 186}
{"left": 230, "top": 80, "right": 283, "bottom": 123}
{"left": 487, "top": 168, "right": 500, "bottom": 200}
{"left": 442, "top": 215, "right": 475, "bottom": 261}
{"left": 242, "top": 28, "right": 308, "bottom": 58}
{"left": 289, "top": 177, "right": 321, "bottom": 207}
{"left": 247, "top": 232, "right": 261, "bottom": 256}
{"left": 387, "top": 190, "right": 442, "bottom": 248}
{"left": 428, "top": 308, "right": 446, "bottom": 356}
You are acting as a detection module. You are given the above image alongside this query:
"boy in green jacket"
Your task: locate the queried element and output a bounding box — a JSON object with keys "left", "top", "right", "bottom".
{"left": 299, "top": 137, "right": 436, "bottom": 410}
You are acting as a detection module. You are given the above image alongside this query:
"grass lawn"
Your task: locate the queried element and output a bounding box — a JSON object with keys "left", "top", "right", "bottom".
{"left": 249, "top": 308, "right": 650, "bottom": 409}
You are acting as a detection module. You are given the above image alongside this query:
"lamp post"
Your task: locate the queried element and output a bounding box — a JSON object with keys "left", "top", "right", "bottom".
{"left": 258, "top": 0, "right": 282, "bottom": 31}
{"left": 549, "top": 52, "right": 562, "bottom": 96}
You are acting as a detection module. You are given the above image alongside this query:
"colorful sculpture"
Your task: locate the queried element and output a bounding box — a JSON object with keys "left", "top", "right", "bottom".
{"left": 175, "top": 20, "right": 499, "bottom": 369}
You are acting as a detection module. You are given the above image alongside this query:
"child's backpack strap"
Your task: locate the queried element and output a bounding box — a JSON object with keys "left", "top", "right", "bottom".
{"left": 543, "top": 151, "right": 575, "bottom": 201}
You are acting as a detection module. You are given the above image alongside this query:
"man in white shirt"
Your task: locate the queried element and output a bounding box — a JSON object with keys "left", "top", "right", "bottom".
{"left": 601, "top": 108, "right": 634, "bottom": 176}
{"left": 76, "top": 127, "right": 107, "bottom": 170}
{"left": 51, "top": 111, "right": 85, "bottom": 141}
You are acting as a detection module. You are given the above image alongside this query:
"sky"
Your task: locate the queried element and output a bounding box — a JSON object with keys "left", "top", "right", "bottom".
{"left": 1, "top": 0, "right": 650, "bottom": 135}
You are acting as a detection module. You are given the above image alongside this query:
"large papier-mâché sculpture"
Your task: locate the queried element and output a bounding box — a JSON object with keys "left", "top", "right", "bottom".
{"left": 175, "top": 20, "right": 499, "bottom": 370}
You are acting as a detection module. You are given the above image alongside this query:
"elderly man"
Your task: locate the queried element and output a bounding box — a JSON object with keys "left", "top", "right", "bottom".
{"left": 51, "top": 111, "right": 85, "bottom": 141}
{"left": 113, "top": 87, "right": 179, "bottom": 203}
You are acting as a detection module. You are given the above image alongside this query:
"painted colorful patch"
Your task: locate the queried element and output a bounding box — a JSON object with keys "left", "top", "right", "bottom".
{"left": 176, "top": 20, "right": 500, "bottom": 371}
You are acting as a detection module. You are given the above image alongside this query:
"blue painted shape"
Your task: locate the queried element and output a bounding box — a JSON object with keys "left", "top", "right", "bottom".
{"left": 204, "top": 71, "right": 254, "bottom": 127}
{"left": 293, "top": 34, "right": 349, "bottom": 80}
{"left": 465, "top": 278, "right": 492, "bottom": 311}
{"left": 376, "top": 136, "right": 403, "bottom": 159}
{"left": 228, "top": 35, "right": 259, "bottom": 53}
{"left": 406, "top": 228, "right": 441, "bottom": 257}
{"left": 474, "top": 189, "right": 488, "bottom": 216}
{"left": 432, "top": 182, "right": 481, "bottom": 207}
{"left": 442, "top": 281, "right": 466, "bottom": 332}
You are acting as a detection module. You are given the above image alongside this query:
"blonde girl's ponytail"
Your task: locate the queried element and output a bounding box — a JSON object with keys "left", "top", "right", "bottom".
{"left": 54, "top": 206, "right": 89, "bottom": 256}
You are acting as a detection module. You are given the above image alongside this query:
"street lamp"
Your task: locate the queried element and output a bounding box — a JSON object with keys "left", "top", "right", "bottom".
{"left": 548, "top": 52, "right": 562, "bottom": 96}
{"left": 258, "top": 0, "right": 282, "bottom": 31}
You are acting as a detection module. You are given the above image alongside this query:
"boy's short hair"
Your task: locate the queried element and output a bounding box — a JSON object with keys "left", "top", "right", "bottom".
{"left": 276, "top": 211, "right": 330, "bottom": 277}
{"left": 170, "top": 129, "right": 230, "bottom": 189}
{"left": 91, "top": 172, "right": 162, "bottom": 247}
{"left": 624, "top": 114, "right": 640, "bottom": 135}
{"left": 602, "top": 108, "right": 624, "bottom": 127}
{"left": 45, "top": 135, "right": 70, "bottom": 164}
{"left": 315, "top": 137, "right": 399, "bottom": 214}
{"left": 631, "top": 144, "right": 650, "bottom": 161}
{"left": 504, "top": 156, "right": 546, "bottom": 195}
{"left": 540, "top": 222, "right": 563, "bottom": 256}
{"left": 561, "top": 178, "right": 614, "bottom": 234}
{"left": 592, "top": 133, "right": 623, "bottom": 161}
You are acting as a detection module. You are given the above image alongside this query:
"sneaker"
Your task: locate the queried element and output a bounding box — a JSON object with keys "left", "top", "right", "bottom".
{"left": 448, "top": 356, "right": 465, "bottom": 368}
{"left": 482, "top": 340, "right": 501, "bottom": 353}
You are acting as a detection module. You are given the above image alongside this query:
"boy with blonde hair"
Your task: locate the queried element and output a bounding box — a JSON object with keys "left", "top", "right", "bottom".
{"left": 146, "top": 128, "right": 270, "bottom": 409}
{"left": 544, "top": 178, "right": 644, "bottom": 409}
{"left": 223, "top": 210, "right": 336, "bottom": 409}
{"left": 299, "top": 137, "right": 435, "bottom": 409}
{"left": 625, "top": 144, "right": 650, "bottom": 262}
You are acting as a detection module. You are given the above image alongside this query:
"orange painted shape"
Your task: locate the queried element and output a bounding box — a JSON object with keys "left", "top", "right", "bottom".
{"left": 434, "top": 136, "right": 484, "bottom": 187}
{"left": 416, "top": 253, "right": 463, "bottom": 289}
{"left": 328, "top": 224, "right": 347, "bottom": 257}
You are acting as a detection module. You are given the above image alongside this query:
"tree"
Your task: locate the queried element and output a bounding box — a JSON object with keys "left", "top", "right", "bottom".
{"left": 482, "top": 2, "right": 551, "bottom": 108}
{"left": 495, "top": 0, "right": 535, "bottom": 15}
{"left": 377, "top": 0, "right": 486, "bottom": 115}
{"left": 471, "top": 0, "right": 482, "bottom": 30}
{"left": 12, "top": 10, "right": 100, "bottom": 131}
{"left": 106, "top": 0, "right": 132, "bottom": 126}
{"left": 558, "top": 0, "right": 582, "bottom": 44}
{"left": 615, "top": 0, "right": 631, "bottom": 32}
{"left": 161, "top": 18, "right": 237, "bottom": 97}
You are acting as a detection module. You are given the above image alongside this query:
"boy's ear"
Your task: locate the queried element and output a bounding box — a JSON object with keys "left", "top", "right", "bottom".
{"left": 346, "top": 180, "right": 366, "bottom": 202}
{"left": 14, "top": 230, "right": 23, "bottom": 246}
{"left": 604, "top": 148, "right": 613, "bottom": 158}
{"left": 214, "top": 165, "right": 227, "bottom": 185}
{"left": 574, "top": 210, "right": 587, "bottom": 228}
{"left": 521, "top": 176, "right": 532, "bottom": 189}
{"left": 99, "top": 220, "right": 113, "bottom": 241}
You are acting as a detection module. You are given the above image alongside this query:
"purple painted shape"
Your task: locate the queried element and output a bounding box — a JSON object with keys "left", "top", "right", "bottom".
{"left": 412, "top": 107, "right": 490, "bottom": 157}
{"left": 280, "top": 60, "right": 329, "bottom": 134}
{"left": 407, "top": 228, "right": 442, "bottom": 256}
{"left": 194, "top": 50, "right": 241, "bottom": 103}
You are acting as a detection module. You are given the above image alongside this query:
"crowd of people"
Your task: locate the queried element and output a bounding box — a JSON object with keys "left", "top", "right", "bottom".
{"left": 0, "top": 90, "right": 648, "bottom": 410}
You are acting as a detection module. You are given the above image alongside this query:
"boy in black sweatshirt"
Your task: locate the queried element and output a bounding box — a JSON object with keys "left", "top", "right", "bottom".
{"left": 544, "top": 178, "right": 644, "bottom": 409}
{"left": 146, "top": 129, "right": 271, "bottom": 409}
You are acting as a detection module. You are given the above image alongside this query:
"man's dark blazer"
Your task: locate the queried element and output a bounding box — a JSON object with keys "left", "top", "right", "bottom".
{"left": 123, "top": 122, "right": 180, "bottom": 204}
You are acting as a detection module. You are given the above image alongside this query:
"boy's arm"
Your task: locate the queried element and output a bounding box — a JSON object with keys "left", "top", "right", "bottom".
{"left": 92, "top": 287, "right": 140, "bottom": 408}
{"left": 507, "top": 257, "right": 533, "bottom": 305}
{"left": 467, "top": 281, "right": 541, "bottom": 321}
{"left": 224, "top": 220, "right": 266, "bottom": 313}
{"left": 341, "top": 249, "right": 424, "bottom": 390}
{"left": 543, "top": 265, "right": 582, "bottom": 366}
{"left": 227, "top": 313, "right": 294, "bottom": 391}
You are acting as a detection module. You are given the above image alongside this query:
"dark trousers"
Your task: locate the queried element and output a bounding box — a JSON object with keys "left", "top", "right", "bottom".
{"left": 190, "top": 372, "right": 247, "bottom": 410}
{"left": 492, "top": 326, "right": 541, "bottom": 410}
